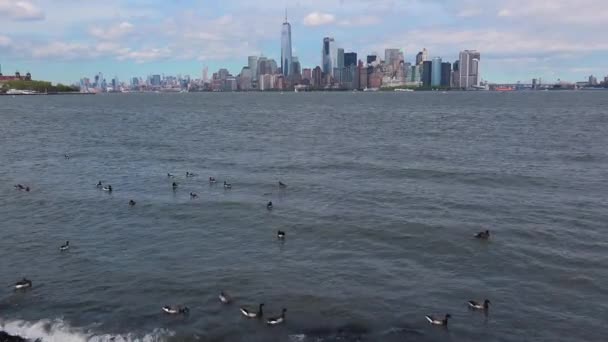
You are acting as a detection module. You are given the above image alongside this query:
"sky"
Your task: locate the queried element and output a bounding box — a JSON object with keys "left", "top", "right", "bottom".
{"left": 1, "top": 0, "right": 607, "bottom": 84}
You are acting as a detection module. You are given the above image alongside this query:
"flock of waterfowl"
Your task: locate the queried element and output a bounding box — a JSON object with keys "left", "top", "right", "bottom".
{"left": 11, "top": 164, "right": 494, "bottom": 330}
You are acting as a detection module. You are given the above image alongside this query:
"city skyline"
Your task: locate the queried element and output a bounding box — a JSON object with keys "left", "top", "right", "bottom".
{"left": 1, "top": 0, "right": 607, "bottom": 84}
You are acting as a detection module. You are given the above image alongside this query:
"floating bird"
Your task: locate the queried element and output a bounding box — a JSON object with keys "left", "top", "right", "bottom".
{"left": 240, "top": 303, "right": 264, "bottom": 318}
{"left": 64, "top": 154, "right": 71, "bottom": 159}
{"left": 172, "top": 182, "right": 178, "bottom": 189}
{"left": 266, "top": 308, "right": 287, "bottom": 325}
{"left": 279, "top": 181, "right": 287, "bottom": 188}
{"left": 102, "top": 185, "right": 113, "bottom": 193}
{"left": 425, "top": 314, "right": 451, "bottom": 326}
{"left": 219, "top": 291, "right": 231, "bottom": 304}
{"left": 14, "top": 278, "right": 32, "bottom": 290}
{"left": 60, "top": 241, "right": 70, "bottom": 251}
{"left": 167, "top": 173, "right": 175, "bottom": 178}
{"left": 190, "top": 192, "right": 198, "bottom": 199}
{"left": 162, "top": 305, "right": 189, "bottom": 315}
{"left": 186, "top": 172, "right": 196, "bottom": 177}
{"left": 224, "top": 181, "right": 232, "bottom": 189}
{"left": 468, "top": 299, "right": 490, "bottom": 311}
{"left": 267, "top": 201, "right": 273, "bottom": 210}
{"left": 277, "top": 230, "right": 286, "bottom": 239}
{"left": 96, "top": 181, "right": 103, "bottom": 188}
{"left": 209, "top": 177, "right": 217, "bottom": 183}
{"left": 129, "top": 200, "right": 136, "bottom": 206}
{"left": 14, "top": 184, "right": 25, "bottom": 190}
{"left": 475, "top": 230, "right": 490, "bottom": 239}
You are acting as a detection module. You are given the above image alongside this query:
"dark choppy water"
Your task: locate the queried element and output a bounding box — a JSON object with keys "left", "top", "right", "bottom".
{"left": 0, "top": 92, "right": 607, "bottom": 342}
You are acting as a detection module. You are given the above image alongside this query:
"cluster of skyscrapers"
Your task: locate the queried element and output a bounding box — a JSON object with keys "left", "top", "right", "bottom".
{"left": 206, "top": 16, "right": 483, "bottom": 91}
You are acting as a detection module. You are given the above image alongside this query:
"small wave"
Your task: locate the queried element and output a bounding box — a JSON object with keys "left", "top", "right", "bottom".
{"left": 0, "top": 318, "right": 173, "bottom": 342}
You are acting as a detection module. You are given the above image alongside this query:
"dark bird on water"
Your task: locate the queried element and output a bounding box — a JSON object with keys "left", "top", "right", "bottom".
{"left": 60, "top": 241, "right": 70, "bottom": 251}
{"left": 425, "top": 314, "right": 451, "bottom": 326}
{"left": 468, "top": 299, "right": 490, "bottom": 311}
{"left": 475, "top": 230, "right": 490, "bottom": 239}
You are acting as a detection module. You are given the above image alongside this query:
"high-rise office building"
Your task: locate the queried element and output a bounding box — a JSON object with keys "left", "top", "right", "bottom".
{"left": 268, "top": 59, "right": 278, "bottom": 74}
{"left": 202, "top": 66, "right": 208, "bottom": 83}
{"left": 385, "top": 49, "right": 401, "bottom": 66}
{"left": 416, "top": 48, "right": 429, "bottom": 65}
{"left": 344, "top": 52, "right": 357, "bottom": 67}
{"left": 422, "top": 61, "right": 432, "bottom": 87}
{"left": 312, "top": 66, "right": 323, "bottom": 88}
{"left": 302, "top": 68, "right": 312, "bottom": 82}
{"left": 322, "top": 37, "right": 337, "bottom": 75}
{"left": 337, "top": 48, "right": 344, "bottom": 69}
{"left": 257, "top": 56, "right": 268, "bottom": 78}
{"left": 441, "top": 62, "right": 451, "bottom": 87}
{"left": 281, "top": 13, "right": 293, "bottom": 77}
{"left": 458, "top": 50, "right": 481, "bottom": 89}
{"left": 431, "top": 57, "right": 442, "bottom": 87}
{"left": 291, "top": 56, "right": 301, "bottom": 76}
{"left": 416, "top": 51, "right": 423, "bottom": 65}
{"left": 248, "top": 56, "right": 258, "bottom": 81}
{"left": 367, "top": 55, "right": 377, "bottom": 65}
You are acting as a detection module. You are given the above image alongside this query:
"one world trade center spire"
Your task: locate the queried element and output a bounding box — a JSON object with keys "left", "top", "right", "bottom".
{"left": 281, "top": 9, "right": 293, "bottom": 77}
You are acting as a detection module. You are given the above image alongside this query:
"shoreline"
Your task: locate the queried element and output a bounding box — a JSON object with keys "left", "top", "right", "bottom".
{"left": 0, "top": 92, "right": 95, "bottom": 96}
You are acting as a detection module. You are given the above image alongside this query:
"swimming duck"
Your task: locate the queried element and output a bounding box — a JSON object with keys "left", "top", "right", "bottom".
{"left": 277, "top": 230, "right": 286, "bottom": 239}
{"left": 425, "top": 314, "right": 451, "bottom": 326}
{"left": 162, "top": 305, "right": 189, "bottom": 315}
{"left": 209, "top": 177, "right": 216, "bottom": 183}
{"left": 167, "top": 173, "right": 175, "bottom": 178}
{"left": 129, "top": 200, "right": 136, "bottom": 206}
{"left": 14, "top": 278, "right": 32, "bottom": 290}
{"left": 266, "top": 308, "right": 287, "bottom": 325}
{"left": 219, "top": 291, "right": 231, "bottom": 304}
{"left": 186, "top": 172, "right": 196, "bottom": 177}
{"left": 267, "top": 201, "right": 273, "bottom": 210}
{"left": 468, "top": 299, "right": 490, "bottom": 310}
{"left": 172, "top": 182, "right": 178, "bottom": 189}
{"left": 96, "top": 181, "right": 103, "bottom": 188}
{"left": 279, "top": 181, "right": 287, "bottom": 188}
{"left": 102, "top": 185, "right": 113, "bottom": 192}
{"left": 240, "top": 303, "right": 264, "bottom": 318}
{"left": 14, "top": 184, "right": 25, "bottom": 190}
{"left": 64, "top": 154, "right": 71, "bottom": 159}
{"left": 475, "top": 230, "right": 490, "bottom": 239}
{"left": 60, "top": 241, "right": 70, "bottom": 251}
{"left": 224, "top": 181, "right": 232, "bottom": 189}
{"left": 190, "top": 192, "right": 198, "bottom": 199}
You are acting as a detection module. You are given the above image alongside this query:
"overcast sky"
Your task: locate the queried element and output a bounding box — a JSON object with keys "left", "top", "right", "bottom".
{"left": 1, "top": 0, "right": 606, "bottom": 84}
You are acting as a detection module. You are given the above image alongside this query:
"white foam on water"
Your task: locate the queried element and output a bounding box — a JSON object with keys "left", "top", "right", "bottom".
{"left": 0, "top": 318, "right": 173, "bottom": 342}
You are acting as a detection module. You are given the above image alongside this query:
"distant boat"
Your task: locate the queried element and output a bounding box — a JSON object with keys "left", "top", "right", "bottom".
{"left": 394, "top": 88, "right": 414, "bottom": 92}
{"left": 363, "top": 88, "right": 379, "bottom": 92}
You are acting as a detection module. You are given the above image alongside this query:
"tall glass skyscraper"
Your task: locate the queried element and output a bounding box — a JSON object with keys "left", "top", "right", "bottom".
{"left": 281, "top": 13, "right": 293, "bottom": 77}
{"left": 431, "top": 57, "right": 442, "bottom": 87}
{"left": 248, "top": 56, "right": 258, "bottom": 81}
{"left": 322, "top": 37, "right": 337, "bottom": 75}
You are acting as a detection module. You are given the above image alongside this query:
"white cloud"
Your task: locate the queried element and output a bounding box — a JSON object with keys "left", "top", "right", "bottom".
{"left": 0, "top": 34, "right": 12, "bottom": 46}
{"left": 116, "top": 47, "right": 171, "bottom": 63}
{"left": 338, "top": 15, "right": 381, "bottom": 27}
{"left": 497, "top": 9, "right": 512, "bottom": 17}
{"left": 31, "top": 41, "right": 90, "bottom": 59}
{"left": 0, "top": 0, "right": 44, "bottom": 20}
{"left": 303, "top": 12, "right": 336, "bottom": 26}
{"left": 457, "top": 8, "right": 482, "bottom": 17}
{"left": 89, "top": 21, "right": 134, "bottom": 40}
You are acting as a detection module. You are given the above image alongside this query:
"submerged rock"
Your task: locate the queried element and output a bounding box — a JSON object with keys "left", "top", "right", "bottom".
{"left": 0, "top": 331, "right": 27, "bottom": 342}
